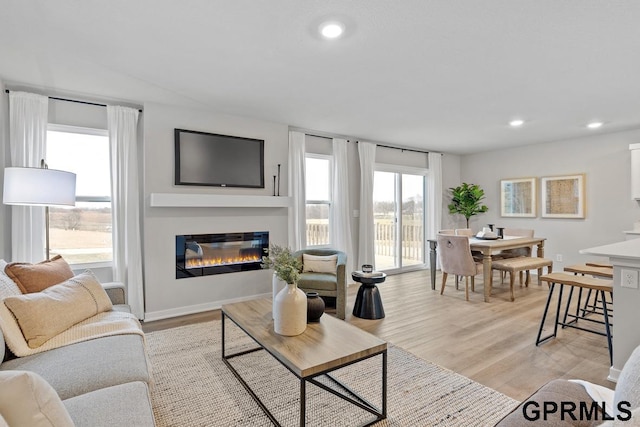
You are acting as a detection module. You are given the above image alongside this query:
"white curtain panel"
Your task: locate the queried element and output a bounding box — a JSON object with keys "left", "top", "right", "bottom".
{"left": 427, "top": 152, "right": 443, "bottom": 269}
{"left": 426, "top": 152, "right": 443, "bottom": 240}
{"left": 288, "top": 131, "right": 306, "bottom": 250}
{"left": 330, "top": 138, "right": 354, "bottom": 274}
{"left": 357, "top": 141, "right": 376, "bottom": 269}
{"left": 107, "top": 105, "right": 144, "bottom": 320}
{"left": 8, "top": 91, "right": 48, "bottom": 262}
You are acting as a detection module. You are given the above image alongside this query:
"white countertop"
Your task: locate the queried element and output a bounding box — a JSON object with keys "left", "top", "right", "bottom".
{"left": 580, "top": 239, "right": 640, "bottom": 260}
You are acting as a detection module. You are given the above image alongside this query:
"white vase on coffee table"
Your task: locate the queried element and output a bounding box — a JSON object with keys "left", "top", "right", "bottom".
{"left": 272, "top": 273, "right": 286, "bottom": 319}
{"left": 273, "top": 282, "right": 307, "bottom": 336}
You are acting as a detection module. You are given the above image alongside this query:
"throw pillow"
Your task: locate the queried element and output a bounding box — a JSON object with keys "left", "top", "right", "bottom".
{"left": 302, "top": 254, "right": 338, "bottom": 275}
{"left": 3, "top": 270, "right": 113, "bottom": 348}
{"left": 5, "top": 255, "right": 74, "bottom": 294}
{"left": 0, "top": 370, "right": 74, "bottom": 427}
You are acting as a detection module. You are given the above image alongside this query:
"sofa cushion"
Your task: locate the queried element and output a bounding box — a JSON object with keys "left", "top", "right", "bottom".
{"left": 64, "top": 381, "right": 155, "bottom": 427}
{"left": 0, "top": 334, "right": 150, "bottom": 400}
{"left": 4, "top": 270, "right": 113, "bottom": 348}
{"left": 5, "top": 255, "right": 74, "bottom": 294}
{"left": 0, "top": 370, "right": 74, "bottom": 427}
{"left": 298, "top": 272, "right": 338, "bottom": 291}
{"left": 495, "top": 379, "right": 604, "bottom": 426}
{"left": 302, "top": 254, "right": 337, "bottom": 274}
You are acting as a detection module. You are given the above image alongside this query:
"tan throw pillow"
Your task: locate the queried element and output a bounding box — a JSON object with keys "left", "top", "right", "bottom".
{"left": 5, "top": 255, "right": 74, "bottom": 294}
{"left": 302, "top": 254, "right": 338, "bottom": 275}
{"left": 3, "top": 270, "right": 113, "bottom": 348}
{"left": 0, "top": 370, "right": 74, "bottom": 427}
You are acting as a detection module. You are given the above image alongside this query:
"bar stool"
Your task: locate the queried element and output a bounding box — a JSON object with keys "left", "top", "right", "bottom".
{"left": 563, "top": 264, "right": 613, "bottom": 320}
{"left": 536, "top": 272, "right": 613, "bottom": 365}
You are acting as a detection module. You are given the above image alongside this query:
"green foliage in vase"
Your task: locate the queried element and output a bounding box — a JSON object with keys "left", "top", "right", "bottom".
{"left": 448, "top": 183, "right": 489, "bottom": 228}
{"left": 261, "top": 244, "right": 302, "bottom": 285}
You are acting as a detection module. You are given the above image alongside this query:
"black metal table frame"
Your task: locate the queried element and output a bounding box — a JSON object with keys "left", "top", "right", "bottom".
{"left": 221, "top": 312, "right": 388, "bottom": 427}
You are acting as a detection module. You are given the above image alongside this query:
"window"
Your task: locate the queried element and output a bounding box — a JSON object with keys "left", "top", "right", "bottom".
{"left": 305, "top": 155, "right": 332, "bottom": 247}
{"left": 46, "top": 125, "right": 112, "bottom": 265}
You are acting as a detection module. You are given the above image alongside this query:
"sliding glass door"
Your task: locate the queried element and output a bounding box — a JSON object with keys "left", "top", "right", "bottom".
{"left": 373, "top": 166, "right": 426, "bottom": 272}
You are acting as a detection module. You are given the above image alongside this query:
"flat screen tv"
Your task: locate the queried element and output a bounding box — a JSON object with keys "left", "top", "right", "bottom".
{"left": 175, "top": 128, "right": 264, "bottom": 188}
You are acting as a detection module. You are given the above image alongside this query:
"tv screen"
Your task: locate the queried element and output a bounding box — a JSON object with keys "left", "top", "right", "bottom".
{"left": 175, "top": 128, "right": 264, "bottom": 188}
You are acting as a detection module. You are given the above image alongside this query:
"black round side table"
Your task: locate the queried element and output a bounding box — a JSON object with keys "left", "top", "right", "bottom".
{"left": 351, "top": 272, "right": 387, "bottom": 319}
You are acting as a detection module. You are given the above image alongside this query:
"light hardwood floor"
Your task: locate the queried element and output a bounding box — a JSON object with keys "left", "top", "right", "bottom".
{"left": 142, "top": 269, "right": 615, "bottom": 401}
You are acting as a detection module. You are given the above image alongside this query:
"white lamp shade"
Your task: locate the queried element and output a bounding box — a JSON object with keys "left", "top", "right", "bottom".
{"left": 3, "top": 167, "right": 76, "bottom": 207}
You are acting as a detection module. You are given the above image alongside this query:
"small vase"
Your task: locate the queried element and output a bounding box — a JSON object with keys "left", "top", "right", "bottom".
{"left": 272, "top": 273, "right": 286, "bottom": 319}
{"left": 306, "top": 292, "right": 325, "bottom": 323}
{"left": 273, "top": 282, "right": 307, "bottom": 336}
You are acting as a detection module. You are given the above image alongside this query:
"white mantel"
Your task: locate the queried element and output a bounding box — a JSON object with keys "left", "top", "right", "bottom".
{"left": 149, "top": 193, "right": 291, "bottom": 208}
{"left": 580, "top": 239, "right": 640, "bottom": 381}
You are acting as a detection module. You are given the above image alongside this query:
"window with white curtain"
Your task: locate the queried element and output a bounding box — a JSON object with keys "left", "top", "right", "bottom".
{"left": 46, "top": 125, "right": 113, "bottom": 265}
{"left": 305, "top": 154, "right": 332, "bottom": 247}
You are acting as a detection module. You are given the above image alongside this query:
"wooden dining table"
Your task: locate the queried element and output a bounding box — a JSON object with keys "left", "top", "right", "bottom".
{"left": 427, "top": 235, "right": 547, "bottom": 302}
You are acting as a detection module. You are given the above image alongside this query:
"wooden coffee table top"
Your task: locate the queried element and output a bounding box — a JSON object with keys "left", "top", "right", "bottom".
{"left": 222, "top": 298, "right": 387, "bottom": 378}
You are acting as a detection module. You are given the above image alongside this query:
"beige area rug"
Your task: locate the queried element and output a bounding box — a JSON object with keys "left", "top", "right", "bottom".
{"left": 146, "top": 320, "right": 518, "bottom": 426}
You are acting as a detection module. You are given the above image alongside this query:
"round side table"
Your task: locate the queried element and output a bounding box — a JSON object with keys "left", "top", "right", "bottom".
{"left": 351, "top": 272, "right": 387, "bottom": 319}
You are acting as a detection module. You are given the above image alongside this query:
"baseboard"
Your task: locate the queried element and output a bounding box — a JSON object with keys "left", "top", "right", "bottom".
{"left": 608, "top": 366, "right": 621, "bottom": 383}
{"left": 143, "top": 292, "right": 272, "bottom": 322}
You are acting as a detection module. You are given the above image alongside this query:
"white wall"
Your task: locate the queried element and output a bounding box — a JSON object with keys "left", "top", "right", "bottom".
{"left": 142, "top": 102, "right": 290, "bottom": 320}
{"left": 460, "top": 129, "right": 640, "bottom": 267}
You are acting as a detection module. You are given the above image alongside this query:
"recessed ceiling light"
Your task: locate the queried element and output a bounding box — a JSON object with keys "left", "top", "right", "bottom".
{"left": 319, "top": 22, "right": 344, "bottom": 39}
{"left": 587, "top": 121, "right": 603, "bottom": 129}
{"left": 509, "top": 119, "right": 524, "bottom": 127}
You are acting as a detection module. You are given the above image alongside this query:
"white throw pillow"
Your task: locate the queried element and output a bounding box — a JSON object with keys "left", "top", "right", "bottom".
{"left": 302, "top": 254, "right": 338, "bottom": 275}
{"left": 0, "top": 370, "right": 74, "bottom": 427}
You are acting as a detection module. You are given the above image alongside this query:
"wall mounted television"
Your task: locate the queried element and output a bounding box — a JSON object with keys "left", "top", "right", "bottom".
{"left": 174, "top": 128, "right": 264, "bottom": 188}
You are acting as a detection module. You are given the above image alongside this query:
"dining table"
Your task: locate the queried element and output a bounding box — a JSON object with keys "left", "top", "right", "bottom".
{"left": 427, "top": 235, "right": 547, "bottom": 302}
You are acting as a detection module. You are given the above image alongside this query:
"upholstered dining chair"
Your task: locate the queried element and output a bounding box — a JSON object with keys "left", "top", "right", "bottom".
{"left": 437, "top": 234, "right": 483, "bottom": 301}
{"left": 292, "top": 249, "right": 347, "bottom": 320}
{"left": 454, "top": 228, "right": 474, "bottom": 236}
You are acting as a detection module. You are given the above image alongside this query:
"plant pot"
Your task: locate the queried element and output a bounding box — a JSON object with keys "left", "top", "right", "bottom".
{"left": 306, "top": 292, "right": 325, "bottom": 323}
{"left": 273, "top": 283, "right": 307, "bottom": 336}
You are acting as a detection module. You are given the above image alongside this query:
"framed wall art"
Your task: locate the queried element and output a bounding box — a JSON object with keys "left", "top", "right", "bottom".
{"left": 500, "top": 177, "right": 536, "bottom": 217}
{"left": 541, "top": 174, "right": 585, "bottom": 219}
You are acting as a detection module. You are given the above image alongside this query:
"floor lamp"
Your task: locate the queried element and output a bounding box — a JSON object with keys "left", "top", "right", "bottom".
{"left": 2, "top": 161, "right": 77, "bottom": 260}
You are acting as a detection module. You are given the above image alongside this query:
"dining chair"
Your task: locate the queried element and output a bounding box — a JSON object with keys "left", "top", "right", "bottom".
{"left": 438, "top": 229, "right": 455, "bottom": 234}
{"left": 454, "top": 228, "right": 474, "bottom": 236}
{"left": 437, "top": 234, "right": 483, "bottom": 301}
{"left": 494, "top": 228, "right": 534, "bottom": 284}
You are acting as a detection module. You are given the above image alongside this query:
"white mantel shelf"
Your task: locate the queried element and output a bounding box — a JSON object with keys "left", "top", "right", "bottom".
{"left": 149, "top": 193, "right": 291, "bottom": 208}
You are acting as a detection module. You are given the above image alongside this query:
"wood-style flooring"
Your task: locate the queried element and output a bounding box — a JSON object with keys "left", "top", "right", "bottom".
{"left": 142, "top": 269, "right": 615, "bottom": 401}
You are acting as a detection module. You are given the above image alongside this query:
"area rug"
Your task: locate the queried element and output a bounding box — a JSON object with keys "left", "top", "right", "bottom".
{"left": 146, "top": 320, "right": 518, "bottom": 426}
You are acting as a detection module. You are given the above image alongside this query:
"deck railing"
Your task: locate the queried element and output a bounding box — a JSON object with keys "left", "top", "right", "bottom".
{"left": 306, "top": 222, "right": 423, "bottom": 262}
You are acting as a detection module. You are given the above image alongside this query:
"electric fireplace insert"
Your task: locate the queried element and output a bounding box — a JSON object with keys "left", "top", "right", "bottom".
{"left": 176, "top": 231, "right": 269, "bottom": 279}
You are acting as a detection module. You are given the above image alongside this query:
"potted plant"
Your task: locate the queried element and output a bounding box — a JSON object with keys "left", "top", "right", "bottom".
{"left": 448, "top": 183, "right": 489, "bottom": 228}
{"left": 262, "top": 244, "right": 306, "bottom": 336}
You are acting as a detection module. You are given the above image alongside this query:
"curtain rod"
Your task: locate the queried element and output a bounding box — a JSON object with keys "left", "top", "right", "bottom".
{"left": 291, "top": 126, "right": 441, "bottom": 155}
{"left": 4, "top": 89, "right": 143, "bottom": 113}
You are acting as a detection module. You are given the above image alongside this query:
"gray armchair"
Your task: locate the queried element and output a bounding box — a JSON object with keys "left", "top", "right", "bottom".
{"left": 293, "top": 249, "right": 347, "bottom": 320}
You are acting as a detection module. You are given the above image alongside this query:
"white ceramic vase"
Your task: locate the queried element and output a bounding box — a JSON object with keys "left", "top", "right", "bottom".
{"left": 273, "top": 282, "right": 307, "bottom": 336}
{"left": 272, "top": 273, "right": 286, "bottom": 319}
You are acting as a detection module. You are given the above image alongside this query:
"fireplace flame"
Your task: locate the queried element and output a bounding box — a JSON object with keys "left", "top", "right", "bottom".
{"left": 185, "top": 254, "right": 262, "bottom": 269}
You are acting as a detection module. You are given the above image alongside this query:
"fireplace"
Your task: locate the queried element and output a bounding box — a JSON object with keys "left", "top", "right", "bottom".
{"left": 175, "top": 231, "right": 269, "bottom": 279}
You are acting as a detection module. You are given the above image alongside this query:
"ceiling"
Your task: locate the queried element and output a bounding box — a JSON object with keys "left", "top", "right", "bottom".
{"left": 1, "top": 1, "right": 639, "bottom": 155}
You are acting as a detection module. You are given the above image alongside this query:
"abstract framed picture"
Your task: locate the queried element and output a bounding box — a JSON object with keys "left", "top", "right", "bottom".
{"left": 541, "top": 174, "right": 585, "bottom": 219}
{"left": 500, "top": 177, "right": 536, "bottom": 217}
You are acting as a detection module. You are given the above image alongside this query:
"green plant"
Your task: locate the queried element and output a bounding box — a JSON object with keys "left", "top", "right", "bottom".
{"left": 261, "top": 244, "right": 302, "bottom": 284}
{"left": 448, "top": 183, "right": 489, "bottom": 228}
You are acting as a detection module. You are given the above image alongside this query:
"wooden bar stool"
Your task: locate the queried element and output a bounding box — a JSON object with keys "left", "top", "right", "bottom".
{"left": 490, "top": 257, "right": 553, "bottom": 301}
{"left": 564, "top": 264, "right": 613, "bottom": 319}
{"left": 536, "top": 272, "right": 613, "bottom": 364}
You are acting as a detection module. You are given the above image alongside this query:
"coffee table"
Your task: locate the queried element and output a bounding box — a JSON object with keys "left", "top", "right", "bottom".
{"left": 222, "top": 298, "right": 387, "bottom": 426}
